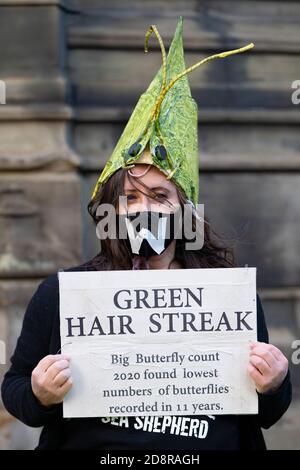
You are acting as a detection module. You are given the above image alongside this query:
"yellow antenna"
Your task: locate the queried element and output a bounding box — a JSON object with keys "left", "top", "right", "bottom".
{"left": 144, "top": 25, "right": 167, "bottom": 93}
{"left": 155, "top": 43, "right": 255, "bottom": 115}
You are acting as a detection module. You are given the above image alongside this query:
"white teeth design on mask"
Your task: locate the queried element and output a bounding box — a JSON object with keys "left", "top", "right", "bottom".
{"left": 125, "top": 216, "right": 167, "bottom": 255}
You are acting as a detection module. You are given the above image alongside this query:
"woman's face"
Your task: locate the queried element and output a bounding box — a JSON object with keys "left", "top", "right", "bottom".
{"left": 119, "top": 164, "right": 180, "bottom": 214}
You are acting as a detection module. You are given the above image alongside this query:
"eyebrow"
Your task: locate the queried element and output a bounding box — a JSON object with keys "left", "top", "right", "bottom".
{"left": 124, "top": 186, "right": 170, "bottom": 193}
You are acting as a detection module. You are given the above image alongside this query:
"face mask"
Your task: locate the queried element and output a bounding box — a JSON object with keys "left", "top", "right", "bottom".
{"left": 118, "top": 211, "right": 180, "bottom": 258}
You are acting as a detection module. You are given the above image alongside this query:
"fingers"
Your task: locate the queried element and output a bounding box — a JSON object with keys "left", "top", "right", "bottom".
{"left": 37, "top": 354, "right": 70, "bottom": 373}
{"left": 53, "top": 368, "right": 72, "bottom": 387}
{"left": 248, "top": 363, "right": 262, "bottom": 381}
{"left": 267, "top": 344, "right": 286, "bottom": 362}
{"left": 249, "top": 354, "right": 270, "bottom": 375}
{"left": 247, "top": 363, "right": 268, "bottom": 394}
{"left": 250, "top": 342, "right": 288, "bottom": 369}
{"left": 59, "top": 378, "right": 73, "bottom": 396}
{"left": 47, "top": 359, "right": 71, "bottom": 382}
{"left": 250, "top": 345, "right": 277, "bottom": 369}
{"left": 250, "top": 342, "right": 281, "bottom": 359}
{"left": 31, "top": 354, "right": 73, "bottom": 407}
{"left": 248, "top": 342, "right": 289, "bottom": 394}
{"left": 249, "top": 342, "right": 278, "bottom": 375}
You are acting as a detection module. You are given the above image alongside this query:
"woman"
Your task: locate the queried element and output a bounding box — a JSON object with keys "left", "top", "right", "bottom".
{"left": 1, "top": 18, "right": 291, "bottom": 450}
{"left": 1, "top": 159, "right": 292, "bottom": 450}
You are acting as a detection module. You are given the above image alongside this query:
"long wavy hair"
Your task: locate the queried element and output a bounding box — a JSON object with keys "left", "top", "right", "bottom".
{"left": 86, "top": 168, "right": 236, "bottom": 270}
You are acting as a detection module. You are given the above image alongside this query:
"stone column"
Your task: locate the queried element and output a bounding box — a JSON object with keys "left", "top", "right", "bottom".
{"left": 0, "top": 0, "right": 82, "bottom": 449}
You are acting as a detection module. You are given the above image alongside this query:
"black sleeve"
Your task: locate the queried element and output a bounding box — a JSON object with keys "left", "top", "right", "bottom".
{"left": 256, "top": 294, "right": 292, "bottom": 429}
{"left": 1, "top": 277, "right": 61, "bottom": 427}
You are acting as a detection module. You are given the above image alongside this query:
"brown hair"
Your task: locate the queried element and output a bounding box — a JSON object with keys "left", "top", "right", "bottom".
{"left": 86, "top": 168, "right": 236, "bottom": 270}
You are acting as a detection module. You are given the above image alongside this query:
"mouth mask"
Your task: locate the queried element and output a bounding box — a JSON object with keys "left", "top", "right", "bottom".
{"left": 119, "top": 210, "right": 180, "bottom": 258}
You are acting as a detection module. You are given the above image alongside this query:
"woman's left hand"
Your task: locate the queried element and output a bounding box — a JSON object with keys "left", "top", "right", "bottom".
{"left": 248, "top": 341, "right": 289, "bottom": 394}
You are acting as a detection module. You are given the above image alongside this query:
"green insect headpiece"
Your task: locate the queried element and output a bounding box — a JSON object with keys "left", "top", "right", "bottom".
{"left": 91, "top": 17, "right": 254, "bottom": 206}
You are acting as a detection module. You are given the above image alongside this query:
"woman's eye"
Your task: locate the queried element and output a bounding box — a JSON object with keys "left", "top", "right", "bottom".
{"left": 125, "top": 193, "right": 167, "bottom": 202}
{"left": 156, "top": 193, "right": 167, "bottom": 200}
{"left": 126, "top": 194, "right": 136, "bottom": 201}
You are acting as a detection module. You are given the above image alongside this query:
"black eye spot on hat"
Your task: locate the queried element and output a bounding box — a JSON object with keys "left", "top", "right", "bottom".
{"left": 128, "top": 142, "right": 142, "bottom": 158}
{"left": 155, "top": 145, "right": 167, "bottom": 161}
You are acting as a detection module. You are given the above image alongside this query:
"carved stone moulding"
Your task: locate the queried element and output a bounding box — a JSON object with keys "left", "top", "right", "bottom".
{"left": 0, "top": 120, "right": 80, "bottom": 172}
{"left": 0, "top": 173, "right": 83, "bottom": 277}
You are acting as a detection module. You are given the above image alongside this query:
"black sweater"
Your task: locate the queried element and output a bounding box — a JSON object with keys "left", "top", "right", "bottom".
{"left": 1, "top": 263, "right": 292, "bottom": 450}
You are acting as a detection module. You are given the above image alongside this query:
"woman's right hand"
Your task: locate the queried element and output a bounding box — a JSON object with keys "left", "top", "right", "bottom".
{"left": 31, "top": 354, "right": 73, "bottom": 407}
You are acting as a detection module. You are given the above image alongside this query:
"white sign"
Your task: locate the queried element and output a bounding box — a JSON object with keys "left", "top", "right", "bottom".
{"left": 59, "top": 267, "right": 257, "bottom": 418}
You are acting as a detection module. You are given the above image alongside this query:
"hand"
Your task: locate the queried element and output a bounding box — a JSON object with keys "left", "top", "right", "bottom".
{"left": 31, "top": 354, "right": 73, "bottom": 407}
{"left": 248, "top": 341, "right": 289, "bottom": 394}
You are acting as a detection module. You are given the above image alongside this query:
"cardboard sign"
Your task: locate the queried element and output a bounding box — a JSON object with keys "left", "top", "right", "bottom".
{"left": 59, "top": 267, "right": 257, "bottom": 418}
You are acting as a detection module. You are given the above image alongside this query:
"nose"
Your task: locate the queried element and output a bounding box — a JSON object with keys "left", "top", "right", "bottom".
{"left": 139, "top": 194, "right": 152, "bottom": 212}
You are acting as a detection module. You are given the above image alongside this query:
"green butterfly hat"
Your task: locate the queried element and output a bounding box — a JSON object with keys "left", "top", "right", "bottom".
{"left": 91, "top": 17, "right": 254, "bottom": 206}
